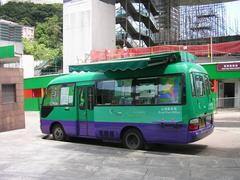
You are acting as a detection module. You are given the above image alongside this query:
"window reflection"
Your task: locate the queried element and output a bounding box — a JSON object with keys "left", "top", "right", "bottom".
{"left": 96, "top": 75, "right": 183, "bottom": 106}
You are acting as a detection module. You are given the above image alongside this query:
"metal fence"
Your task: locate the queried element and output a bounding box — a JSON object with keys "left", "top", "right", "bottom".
{"left": 217, "top": 97, "right": 240, "bottom": 109}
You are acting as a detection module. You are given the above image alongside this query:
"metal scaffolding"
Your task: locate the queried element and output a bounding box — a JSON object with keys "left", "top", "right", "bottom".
{"left": 153, "top": 0, "right": 181, "bottom": 44}
{"left": 116, "top": 0, "right": 159, "bottom": 48}
{"left": 116, "top": 0, "right": 239, "bottom": 45}
{"left": 180, "top": 3, "right": 227, "bottom": 40}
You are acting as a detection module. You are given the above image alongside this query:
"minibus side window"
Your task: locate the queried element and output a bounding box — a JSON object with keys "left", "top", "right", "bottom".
{"left": 195, "top": 75, "right": 205, "bottom": 96}
{"left": 97, "top": 80, "right": 115, "bottom": 105}
{"left": 96, "top": 75, "right": 182, "bottom": 106}
{"left": 43, "top": 83, "right": 75, "bottom": 106}
{"left": 114, "top": 79, "right": 133, "bottom": 105}
{"left": 190, "top": 74, "right": 196, "bottom": 96}
{"left": 157, "top": 75, "right": 182, "bottom": 104}
{"left": 204, "top": 75, "right": 210, "bottom": 95}
{"left": 96, "top": 79, "right": 133, "bottom": 105}
{"left": 135, "top": 76, "right": 183, "bottom": 105}
{"left": 135, "top": 78, "right": 157, "bottom": 105}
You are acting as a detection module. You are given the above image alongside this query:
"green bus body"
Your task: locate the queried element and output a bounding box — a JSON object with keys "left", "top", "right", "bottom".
{"left": 41, "top": 53, "right": 214, "bottom": 149}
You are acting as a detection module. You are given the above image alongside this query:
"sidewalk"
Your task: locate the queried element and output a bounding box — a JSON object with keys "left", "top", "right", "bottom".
{"left": 214, "top": 108, "right": 240, "bottom": 127}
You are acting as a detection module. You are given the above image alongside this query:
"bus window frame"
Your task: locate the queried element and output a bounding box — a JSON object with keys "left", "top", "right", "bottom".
{"left": 78, "top": 87, "right": 86, "bottom": 110}
{"left": 95, "top": 73, "right": 186, "bottom": 107}
{"left": 204, "top": 75, "right": 211, "bottom": 96}
{"left": 190, "top": 73, "right": 196, "bottom": 97}
{"left": 88, "top": 87, "right": 95, "bottom": 110}
{"left": 191, "top": 73, "right": 208, "bottom": 97}
{"left": 42, "top": 82, "right": 76, "bottom": 107}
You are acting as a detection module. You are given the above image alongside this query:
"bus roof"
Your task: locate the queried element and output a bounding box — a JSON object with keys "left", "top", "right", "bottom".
{"left": 49, "top": 62, "right": 207, "bottom": 86}
{"left": 69, "top": 51, "right": 197, "bottom": 73}
{"left": 49, "top": 72, "right": 105, "bottom": 85}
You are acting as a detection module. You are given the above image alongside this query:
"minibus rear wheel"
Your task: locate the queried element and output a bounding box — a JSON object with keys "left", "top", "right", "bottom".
{"left": 123, "top": 128, "right": 144, "bottom": 150}
{"left": 52, "top": 124, "right": 66, "bottom": 141}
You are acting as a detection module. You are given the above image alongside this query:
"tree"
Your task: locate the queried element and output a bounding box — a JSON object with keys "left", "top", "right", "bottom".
{"left": 35, "top": 15, "right": 62, "bottom": 49}
{"left": 23, "top": 38, "right": 60, "bottom": 61}
{"left": 0, "top": 2, "right": 63, "bottom": 27}
{"left": 0, "top": 2, "right": 63, "bottom": 63}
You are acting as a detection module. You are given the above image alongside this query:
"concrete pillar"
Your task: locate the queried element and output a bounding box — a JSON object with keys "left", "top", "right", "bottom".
{"left": 63, "top": 0, "right": 116, "bottom": 73}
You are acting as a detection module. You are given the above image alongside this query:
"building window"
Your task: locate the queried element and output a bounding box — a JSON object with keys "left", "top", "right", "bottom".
{"left": 2, "top": 84, "right": 16, "bottom": 103}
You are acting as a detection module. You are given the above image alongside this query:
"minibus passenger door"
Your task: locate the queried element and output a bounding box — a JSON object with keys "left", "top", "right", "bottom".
{"left": 77, "top": 86, "right": 94, "bottom": 137}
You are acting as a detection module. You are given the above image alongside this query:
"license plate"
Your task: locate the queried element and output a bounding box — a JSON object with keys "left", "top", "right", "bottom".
{"left": 199, "top": 118, "right": 205, "bottom": 128}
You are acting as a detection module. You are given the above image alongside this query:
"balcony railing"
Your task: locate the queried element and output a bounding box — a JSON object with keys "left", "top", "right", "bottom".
{"left": 130, "top": 2, "right": 159, "bottom": 29}
{"left": 116, "top": 29, "right": 139, "bottom": 48}
{"left": 115, "top": 6, "right": 126, "bottom": 17}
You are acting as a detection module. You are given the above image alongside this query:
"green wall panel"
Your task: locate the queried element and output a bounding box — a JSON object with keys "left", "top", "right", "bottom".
{"left": 24, "top": 74, "right": 65, "bottom": 111}
{"left": 202, "top": 64, "right": 240, "bottom": 79}
{"left": 0, "top": 45, "right": 14, "bottom": 59}
{"left": 24, "top": 98, "right": 43, "bottom": 111}
{"left": 24, "top": 74, "right": 65, "bottom": 89}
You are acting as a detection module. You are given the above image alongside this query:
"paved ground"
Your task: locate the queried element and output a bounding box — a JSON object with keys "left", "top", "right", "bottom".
{"left": 0, "top": 110, "right": 240, "bottom": 180}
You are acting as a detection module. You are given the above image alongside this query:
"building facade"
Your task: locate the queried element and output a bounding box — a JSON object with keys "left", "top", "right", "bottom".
{"left": 0, "top": 19, "right": 36, "bottom": 78}
{"left": 22, "top": 26, "right": 34, "bottom": 40}
{"left": 115, "top": 0, "right": 159, "bottom": 48}
{"left": 0, "top": 19, "right": 23, "bottom": 56}
{"left": 202, "top": 62, "right": 240, "bottom": 109}
{"left": 0, "top": 45, "right": 25, "bottom": 132}
{"left": 0, "top": 19, "right": 22, "bottom": 42}
{"left": 63, "top": 0, "right": 116, "bottom": 73}
{"left": 153, "top": 0, "right": 180, "bottom": 44}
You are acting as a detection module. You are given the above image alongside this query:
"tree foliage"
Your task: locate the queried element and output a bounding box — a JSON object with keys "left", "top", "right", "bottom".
{"left": 0, "top": 2, "right": 63, "bottom": 61}
{"left": 35, "top": 15, "right": 62, "bottom": 49}
{"left": 23, "top": 38, "right": 60, "bottom": 61}
{"left": 0, "top": 2, "right": 62, "bottom": 27}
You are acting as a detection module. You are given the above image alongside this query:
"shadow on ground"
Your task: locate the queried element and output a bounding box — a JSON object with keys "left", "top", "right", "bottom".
{"left": 42, "top": 135, "right": 240, "bottom": 158}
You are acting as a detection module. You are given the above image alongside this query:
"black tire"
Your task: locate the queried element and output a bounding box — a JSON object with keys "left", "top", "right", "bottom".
{"left": 52, "top": 124, "right": 66, "bottom": 141}
{"left": 123, "top": 128, "right": 144, "bottom": 150}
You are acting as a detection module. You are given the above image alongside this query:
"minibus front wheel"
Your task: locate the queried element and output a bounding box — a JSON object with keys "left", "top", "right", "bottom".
{"left": 123, "top": 128, "right": 144, "bottom": 150}
{"left": 52, "top": 123, "right": 66, "bottom": 141}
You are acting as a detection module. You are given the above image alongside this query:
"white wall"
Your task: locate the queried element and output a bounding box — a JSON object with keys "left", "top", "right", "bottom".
{"left": 63, "top": 0, "right": 92, "bottom": 73}
{"left": 21, "top": 55, "right": 34, "bottom": 78}
{"left": 63, "top": 0, "right": 115, "bottom": 73}
{"left": 92, "top": 0, "right": 116, "bottom": 50}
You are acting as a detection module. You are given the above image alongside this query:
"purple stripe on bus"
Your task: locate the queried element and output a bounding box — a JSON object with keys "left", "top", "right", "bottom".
{"left": 40, "top": 119, "right": 214, "bottom": 144}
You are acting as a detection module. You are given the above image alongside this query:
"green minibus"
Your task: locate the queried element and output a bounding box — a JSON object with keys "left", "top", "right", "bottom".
{"left": 41, "top": 51, "right": 214, "bottom": 149}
